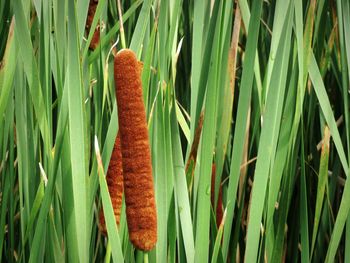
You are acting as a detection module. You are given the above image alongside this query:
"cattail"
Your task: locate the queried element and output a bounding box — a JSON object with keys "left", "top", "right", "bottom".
{"left": 86, "top": 0, "right": 100, "bottom": 50}
{"left": 211, "top": 164, "right": 223, "bottom": 227}
{"left": 99, "top": 133, "right": 124, "bottom": 235}
{"left": 185, "top": 111, "right": 204, "bottom": 173}
{"left": 114, "top": 49, "right": 157, "bottom": 251}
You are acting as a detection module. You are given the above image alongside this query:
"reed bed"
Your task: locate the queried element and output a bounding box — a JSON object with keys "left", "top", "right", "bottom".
{"left": 1, "top": 0, "right": 350, "bottom": 262}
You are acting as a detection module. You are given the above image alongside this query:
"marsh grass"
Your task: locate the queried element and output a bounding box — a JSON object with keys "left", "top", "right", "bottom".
{"left": 0, "top": 0, "right": 350, "bottom": 262}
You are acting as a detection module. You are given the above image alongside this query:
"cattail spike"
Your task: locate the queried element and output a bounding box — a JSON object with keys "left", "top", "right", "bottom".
{"left": 114, "top": 49, "right": 157, "bottom": 251}
{"left": 86, "top": 0, "right": 100, "bottom": 50}
{"left": 211, "top": 164, "right": 223, "bottom": 227}
{"left": 99, "top": 133, "right": 124, "bottom": 235}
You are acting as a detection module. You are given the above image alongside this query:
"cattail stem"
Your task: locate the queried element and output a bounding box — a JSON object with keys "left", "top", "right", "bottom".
{"left": 116, "top": 0, "right": 126, "bottom": 49}
{"left": 104, "top": 241, "right": 112, "bottom": 263}
{"left": 114, "top": 49, "right": 157, "bottom": 251}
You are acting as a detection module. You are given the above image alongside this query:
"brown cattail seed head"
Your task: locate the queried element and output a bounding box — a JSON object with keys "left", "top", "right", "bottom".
{"left": 99, "top": 133, "right": 124, "bottom": 235}
{"left": 211, "top": 164, "right": 223, "bottom": 227}
{"left": 114, "top": 49, "right": 157, "bottom": 251}
{"left": 86, "top": 0, "right": 100, "bottom": 50}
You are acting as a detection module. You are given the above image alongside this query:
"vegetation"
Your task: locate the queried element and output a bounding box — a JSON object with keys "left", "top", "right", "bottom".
{"left": 0, "top": 0, "right": 350, "bottom": 262}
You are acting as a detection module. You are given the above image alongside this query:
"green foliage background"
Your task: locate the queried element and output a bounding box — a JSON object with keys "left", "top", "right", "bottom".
{"left": 0, "top": 0, "right": 350, "bottom": 262}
